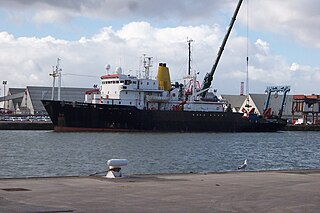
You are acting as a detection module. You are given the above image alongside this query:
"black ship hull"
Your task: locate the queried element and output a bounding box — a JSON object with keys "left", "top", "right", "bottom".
{"left": 41, "top": 100, "right": 287, "bottom": 132}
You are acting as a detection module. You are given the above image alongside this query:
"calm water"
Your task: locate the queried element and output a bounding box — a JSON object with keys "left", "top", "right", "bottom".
{"left": 1, "top": 130, "right": 320, "bottom": 178}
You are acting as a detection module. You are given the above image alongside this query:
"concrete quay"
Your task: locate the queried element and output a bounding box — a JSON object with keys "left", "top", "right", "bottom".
{"left": 0, "top": 121, "right": 53, "bottom": 130}
{"left": 1, "top": 170, "right": 320, "bottom": 213}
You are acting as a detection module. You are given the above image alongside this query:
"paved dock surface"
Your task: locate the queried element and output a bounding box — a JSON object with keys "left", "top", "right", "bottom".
{"left": 1, "top": 170, "right": 320, "bottom": 212}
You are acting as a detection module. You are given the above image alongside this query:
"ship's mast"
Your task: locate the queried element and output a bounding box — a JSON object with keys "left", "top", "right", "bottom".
{"left": 201, "top": 0, "right": 243, "bottom": 97}
{"left": 50, "top": 66, "right": 57, "bottom": 100}
{"left": 185, "top": 39, "right": 201, "bottom": 102}
{"left": 49, "top": 58, "right": 62, "bottom": 100}
{"left": 56, "top": 58, "right": 62, "bottom": 101}
{"left": 143, "top": 54, "right": 153, "bottom": 79}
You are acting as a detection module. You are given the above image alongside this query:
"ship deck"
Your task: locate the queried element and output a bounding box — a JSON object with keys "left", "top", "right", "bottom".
{"left": 1, "top": 170, "right": 320, "bottom": 212}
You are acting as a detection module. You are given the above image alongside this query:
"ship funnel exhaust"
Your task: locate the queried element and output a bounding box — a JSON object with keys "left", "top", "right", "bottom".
{"left": 157, "top": 63, "right": 171, "bottom": 91}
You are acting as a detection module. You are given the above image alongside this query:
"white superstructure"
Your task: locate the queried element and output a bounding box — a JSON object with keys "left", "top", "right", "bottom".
{"left": 99, "top": 73, "right": 163, "bottom": 110}
{"left": 85, "top": 60, "right": 225, "bottom": 113}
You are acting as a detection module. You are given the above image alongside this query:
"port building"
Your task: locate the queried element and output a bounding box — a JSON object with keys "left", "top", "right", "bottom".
{"left": 0, "top": 86, "right": 91, "bottom": 115}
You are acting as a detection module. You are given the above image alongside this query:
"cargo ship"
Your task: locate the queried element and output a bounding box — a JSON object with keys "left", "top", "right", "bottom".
{"left": 42, "top": 0, "right": 289, "bottom": 132}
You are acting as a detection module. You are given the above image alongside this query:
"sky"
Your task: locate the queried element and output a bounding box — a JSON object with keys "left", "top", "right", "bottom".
{"left": 0, "top": 0, "right": 320, "bottom": 96}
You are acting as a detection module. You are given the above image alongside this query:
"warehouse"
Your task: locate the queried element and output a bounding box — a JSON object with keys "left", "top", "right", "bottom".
{"left": 1, "top": 86, "right": 91, "bottom": 115}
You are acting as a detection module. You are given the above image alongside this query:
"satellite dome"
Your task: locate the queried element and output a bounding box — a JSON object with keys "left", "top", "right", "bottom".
{"left": 115, "top": 67, "right": 122, "bottom": 74}
{"left": 105, "top": 64, "right": 111, "bottom": 72}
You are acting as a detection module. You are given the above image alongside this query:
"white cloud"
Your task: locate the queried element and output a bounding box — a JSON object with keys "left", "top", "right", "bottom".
{"left": 0, "top": 21, "right": 320, "bottom": 95}
{"left": 290, "top": 63, "right": 320, "bottom": 73}
{"left": 2, "top": 0, "right": 320, "bottom": 52}
{"left": 32, "top": 10, "right": 72, "bottom": 24}
{"left": 0, "top": 32, "right": 15, "bottom": 42}
{"left": 0, "top": 0, "right": 233, "bottom": 22}
{"left": 289, "top": 62, "right": 320, "bottom": 84}
{"left": 240, "top": 0, "right": 320, "bottom": 48}
{"left": 290, "top": 63, "right": 300, "bottom": 72}
{"left": 255, "top": 39, "right": 269, "bottom": 53}
{"left": 2, "top": 0, "right": 320, "bottom": 48}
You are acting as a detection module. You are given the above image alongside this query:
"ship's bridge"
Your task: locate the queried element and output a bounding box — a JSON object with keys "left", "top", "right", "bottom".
{"left": 100, "top": 73, "right": 161, "bottom": 100}
{"left": 100, "top": 74, "right": 137, "bottom": 98}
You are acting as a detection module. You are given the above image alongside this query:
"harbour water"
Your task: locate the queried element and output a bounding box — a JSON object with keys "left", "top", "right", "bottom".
{"left": 1, "top": 130, "right": 320, "bottom": 178}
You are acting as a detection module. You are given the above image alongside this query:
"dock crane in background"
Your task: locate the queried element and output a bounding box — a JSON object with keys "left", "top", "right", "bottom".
{"left": 201, "top": 0, "right": 243, "bottom": 98}
{"left": 263, "top": 86, "right": 291, "bottom": 119}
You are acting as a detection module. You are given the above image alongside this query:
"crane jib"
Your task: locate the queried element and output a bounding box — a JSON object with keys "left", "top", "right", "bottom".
{"left": 201, "top": 0, "right": 244, "bottom": 97}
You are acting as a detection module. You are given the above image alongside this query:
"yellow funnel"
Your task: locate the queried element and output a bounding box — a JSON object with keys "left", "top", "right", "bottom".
{"left": 157, "top": 63, "right": 171, "bottom": 91}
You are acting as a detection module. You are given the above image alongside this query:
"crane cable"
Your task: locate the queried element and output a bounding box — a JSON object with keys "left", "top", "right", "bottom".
{"left": 245, "top": 0, "right": 250, "bottom": 108}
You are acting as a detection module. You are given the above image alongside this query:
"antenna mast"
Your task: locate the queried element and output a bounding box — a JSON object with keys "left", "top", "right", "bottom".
{"left": 187, "top": 38, "right": 194, "bottom": 76}
{"left": 49, "top": 58, "right": 62, "bottom": 101}
{"left": 143, "top": 54, "right": 153, "bottom": 79}
{"left": 50, "top": 66, "right": 56, "bottom": 100}
{"left": 56, "top": 58, "right": 62, "bottom": 101}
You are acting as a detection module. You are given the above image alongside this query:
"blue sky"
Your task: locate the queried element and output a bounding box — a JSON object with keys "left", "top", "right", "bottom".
{"left": 0, "top": 0, "right": 320, "bottom": 95}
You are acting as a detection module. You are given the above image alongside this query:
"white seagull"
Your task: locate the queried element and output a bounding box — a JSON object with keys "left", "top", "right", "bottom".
{"left": 238, "top": 159, "right": 247, "bottom": 170}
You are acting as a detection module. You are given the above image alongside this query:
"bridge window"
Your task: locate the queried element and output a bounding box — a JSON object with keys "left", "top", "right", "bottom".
{"left": 125, "top": 80, "right": 132, "bottom": 85}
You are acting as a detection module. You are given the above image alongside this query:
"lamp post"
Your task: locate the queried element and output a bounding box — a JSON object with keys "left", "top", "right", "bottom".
{"left": 2, "top": 81, "right": 7, "bottom": 113}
